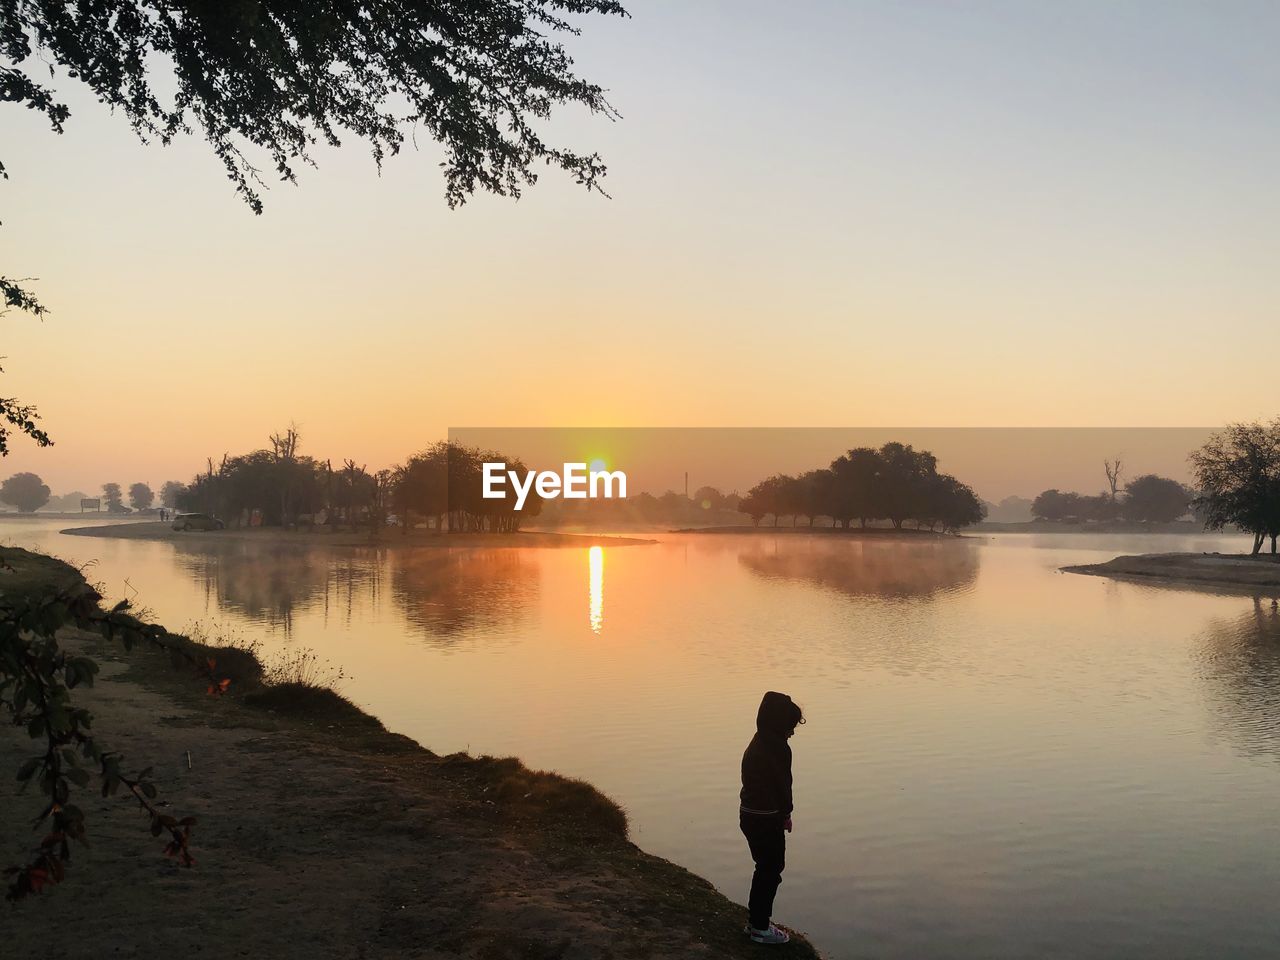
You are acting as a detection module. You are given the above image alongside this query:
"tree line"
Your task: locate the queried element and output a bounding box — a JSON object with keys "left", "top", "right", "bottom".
{"left": 737, "top": 442, "right": 986, "bottom": 533}
{"left": 0, "top": 475, "right": 182, "bottom": 514}
{"left": 172, "top": 431, "right": 542, "bottom": 534}
{"left": 1030, "top": 472, "right": 1193, "bottom": 524}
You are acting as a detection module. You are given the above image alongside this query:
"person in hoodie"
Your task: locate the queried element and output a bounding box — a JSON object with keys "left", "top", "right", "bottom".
{"left": 739, "top": 690, "right": 805, "bottom": 945}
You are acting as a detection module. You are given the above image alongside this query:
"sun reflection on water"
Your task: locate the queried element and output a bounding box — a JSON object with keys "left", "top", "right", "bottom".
{"left": 588, "top": 545, "right": 604, "bottom": 633}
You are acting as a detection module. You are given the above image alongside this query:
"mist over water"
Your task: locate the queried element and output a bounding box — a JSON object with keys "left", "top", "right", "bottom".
{"left": 7, "top": 518, "right": 1280, "bottom": 959}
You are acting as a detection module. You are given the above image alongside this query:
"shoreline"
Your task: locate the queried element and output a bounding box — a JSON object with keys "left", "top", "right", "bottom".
{"left": 60, "top": 521, "right": 656, "bottom": 549}
{"left": 974, "top": 520, "right": 1208, "bottom": 534}
{"left": 1, "top": 547, "right": 818, "bottom": 958}
{"left": 1063, "top": 552, "right": 1280, "bottom": 594}
{"left": 673, "top": 524, "right": 961, "bottom": 539}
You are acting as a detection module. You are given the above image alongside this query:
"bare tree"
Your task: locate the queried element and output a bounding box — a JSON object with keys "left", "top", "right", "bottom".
{"left": 1104, "top": 459, "right": 1124, "bottom": 503}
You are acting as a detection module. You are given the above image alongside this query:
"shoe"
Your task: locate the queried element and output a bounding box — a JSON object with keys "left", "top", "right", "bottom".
{"left": 744, "top": 923, "right": 791, "bottom": 945}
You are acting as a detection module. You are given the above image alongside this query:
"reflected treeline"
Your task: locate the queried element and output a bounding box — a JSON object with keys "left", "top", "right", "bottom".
{"left": 167, "top": 541, "right": 542, "bottom": 644}
{"left": 387, "top": 548, "right": 539, "bottom": 641}
{"left": 1197, "top": 599, "right": 1280, "bottom": 761}
{"left": 738, "top": 538, "right": 980, "bottom": 600}
{"left": 168, "top": 541, "right": 384, "bottom": 634}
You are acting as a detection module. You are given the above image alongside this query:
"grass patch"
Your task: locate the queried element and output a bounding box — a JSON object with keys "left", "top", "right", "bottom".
{"left": 439, "top": 753, "right": 629, "bottom": 840}
{"left": 0, "top": 545, "right": 89, "bottom": 600}
{"left": 243, "top": 683, "right": 383, "bottom": 729}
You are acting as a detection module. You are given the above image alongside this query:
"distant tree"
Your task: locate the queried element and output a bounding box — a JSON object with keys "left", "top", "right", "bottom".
{"left": 0, "top": 471, "right": 50, "bottom": 512}
{"left": 739, "top": 441, "right": 980, "bottom": 532}
{"left": 738, "top": 491, "right": 767, "bottom": 527}
{"left": 1031, "top": 489, "right": 1082, "bottom": 522}
{"left": 392, "top": 441, "right": 541, "bottom": 534}
{"left": 128, "top": 482, "right": 154, "bottom": 512}
{"left": 876, "top": 442, "right": 938, "bottom": 529}
{"left": 658, "top": 490, "right": 689, "bottom": 517}
{"left": 778, "top": 475, "right": 812, "bottom": 527}
{"left": 1077, "top": 493, "right": 1119, "bottom": 522}
{"left": 45, "top": 490, "right": 89, "bottom": 512}
{"left": 1121, "top": 474, "right": 1190, "bottom": 524}
{"left": 101, "top": 483, "right": 128, "bottom": 514}
{"left": 692, "top": 486, "right": 725, "bottom": 512}
{"left": 1189, "top": 421, "right": 1280, "bottom": 554}
{"left": 921, "top": 475, "right": 986, "bottom": 533}
{"left": 1104, "top": 458, "right": 1124, "bottom": 504}
{"left": 159, "top": 481, "right": 185, "bottom": 509}
{"left": 986, "top": 495, "right": 1033, "bottom": 523}
{"left": 792, "top": 470, "right": 829, "bottom": 527}
{"left": 395, "top": 443, "right": 449, "bottom": 530}
{"left": 828, "top": 447, "right": 882, "bottom": 528}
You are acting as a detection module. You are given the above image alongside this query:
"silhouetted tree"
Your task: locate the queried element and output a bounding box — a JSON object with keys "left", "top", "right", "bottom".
{"left": 101, "top": 483, "right": 127, "bottom": 514}
{"left": 738, "top": 490, "right": 767, "bottom": 527}
{"left": 1104, "top": 458, "right": 1124, "bottom": 504}
{"left": 692, "top": 485, "right": 726, "bottom": 511}
{"left": 876, "top": 442, "right": 938, "bottom": 529}
{"left": 828, "top": 447, "right": 882, "bottom": 528}
{"left": 0, "top": 471, "right": 49, "bottom": 512}
{"left": 1190, "top": 421, "right": 1280, "bottom": 554}
{"left": 128, "top": 482, "right": 154, "bottom": 512}
{"left": 1, "top": 0, "right": 627, "bottom": 458}
{"left": 741, "top": 475, "right": 793, "bottom": 527}
{"left": 1031, "top": 489, "right": 1081, "bottom": 522}
{"left": 793, "top": 470, "right": 828, "bottom": 526}
{"left": 1079, "top": 492, "right": 1120, "bottom": 522}
{"left": 738, "top": 444, "right": 983, "bottom": 533}
{"left": 921, "top": 475, "right": 986, "bottom": 533}
{"left": 159, "top": 481, "right": 185, "bottom": 509}
{"left": 1121, "top": 474, "right": 1190, "bottom": 524}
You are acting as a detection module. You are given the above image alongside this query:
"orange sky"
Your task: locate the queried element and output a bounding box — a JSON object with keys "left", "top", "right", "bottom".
{"left": 1, "top": 2, "right": 1276, "bottom": 495}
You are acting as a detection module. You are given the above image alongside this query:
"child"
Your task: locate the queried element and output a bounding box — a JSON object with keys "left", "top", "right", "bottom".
{"left": 739, "top": 690, "right": 804, "bottom": 945}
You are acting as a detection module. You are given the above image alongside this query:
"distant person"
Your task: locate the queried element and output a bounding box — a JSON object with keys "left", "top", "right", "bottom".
{"left": 739, "top": 690, "right": 804, "bottom": 945}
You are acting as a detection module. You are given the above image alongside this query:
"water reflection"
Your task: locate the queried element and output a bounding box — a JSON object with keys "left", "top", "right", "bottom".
{"left": 588, "top": 546, "right": 604, "bottom": 633}
{"left": 738, "top": 537, "right": 980, "bottom": 600}
{"left": 1197, "top": 598, "right": 1280, "bottom": 761}
{"left": 168, "top": 541, "right": 383, "bottom": 634}
{"left": 388, "top": 548, "right": 539, "bottom": 643}
{"left": 165, "top": 540, "right": 542, "bottom": 646}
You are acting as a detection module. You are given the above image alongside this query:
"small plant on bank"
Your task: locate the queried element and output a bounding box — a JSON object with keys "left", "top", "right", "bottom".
{"left": 0, "top": 558, "right": 237, "bottom": 901}
{"left": 261, "top": 647, "right": 347, "bottom": 690}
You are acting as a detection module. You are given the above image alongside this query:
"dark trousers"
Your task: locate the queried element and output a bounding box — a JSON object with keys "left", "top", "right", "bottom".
{"left": 740, "top": 812, "right": 786, "bottom": 930}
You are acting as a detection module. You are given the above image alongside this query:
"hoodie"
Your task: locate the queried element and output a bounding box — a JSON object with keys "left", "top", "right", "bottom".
{"left": 739, "top": 691, "right": 801, "bottom": 817}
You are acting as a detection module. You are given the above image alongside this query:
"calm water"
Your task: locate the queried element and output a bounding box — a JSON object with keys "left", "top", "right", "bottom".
{"left": 6, "top": 518, "right": 1280, "bottom": 959}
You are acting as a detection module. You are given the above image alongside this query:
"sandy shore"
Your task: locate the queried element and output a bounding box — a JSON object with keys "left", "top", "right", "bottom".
{"left": 1064, "top": 552, "right": 1280, "bottom": 593}
{"left": 60, "top": 521, "right": 656, "bottom": 549}
{"left": 1, "top": 547, "right": 818, "bottom": 958}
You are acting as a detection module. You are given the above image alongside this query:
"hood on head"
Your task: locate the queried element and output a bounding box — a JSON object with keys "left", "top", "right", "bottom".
{"left": 756, "top": 690, "right": 802, "bottom": 737}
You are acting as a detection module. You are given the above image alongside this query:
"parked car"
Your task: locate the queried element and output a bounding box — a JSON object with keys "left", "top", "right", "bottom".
{"left": 172, "top": 513, "right": 224, "bottom": 531}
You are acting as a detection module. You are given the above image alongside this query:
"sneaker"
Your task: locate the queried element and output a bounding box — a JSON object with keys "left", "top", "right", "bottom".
{"left": 744, "top": 923, "right": 791, "bottom": 945}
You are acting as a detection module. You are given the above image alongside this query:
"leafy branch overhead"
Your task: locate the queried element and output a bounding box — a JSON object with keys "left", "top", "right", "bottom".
{"left": 1, "top": 0, "right": 629, "bottom": 212}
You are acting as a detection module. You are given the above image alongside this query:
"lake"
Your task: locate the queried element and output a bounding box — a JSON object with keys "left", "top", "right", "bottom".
{"left": 5, "top": 518, "right": 1280, "bottom": 959}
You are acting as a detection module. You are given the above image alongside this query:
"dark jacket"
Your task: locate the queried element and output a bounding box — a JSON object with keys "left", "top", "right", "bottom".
{"left": 740, "top": 691, "right": 800, "bottom": 817}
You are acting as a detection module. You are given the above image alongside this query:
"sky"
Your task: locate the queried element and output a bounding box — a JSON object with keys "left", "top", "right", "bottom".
{"left": 1, "top": 0, "right": 1277, "bottom": 496}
